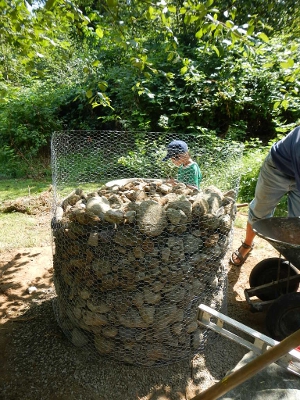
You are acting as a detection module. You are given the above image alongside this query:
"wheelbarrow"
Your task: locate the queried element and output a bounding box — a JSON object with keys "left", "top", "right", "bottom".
{"left": 244, "top": 217, "right": 300, "bottom": 341}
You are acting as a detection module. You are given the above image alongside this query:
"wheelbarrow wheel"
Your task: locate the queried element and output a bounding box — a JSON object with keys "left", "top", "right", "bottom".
{"left": 265, "top": 292, "right": 300, "bottom": 341}
{"left": 249, "top": 257, "right": 299, "bottom": 301}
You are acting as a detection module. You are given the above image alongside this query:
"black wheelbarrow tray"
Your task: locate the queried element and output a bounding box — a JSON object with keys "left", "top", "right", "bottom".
{"left": 244, "top": 217, "right": 300, "bottom": 341}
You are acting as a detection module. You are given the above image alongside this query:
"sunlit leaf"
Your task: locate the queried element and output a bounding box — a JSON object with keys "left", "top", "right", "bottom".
{"left": 273, "top": 101, "right": 280, "bottom": 110}
{"left": 212, "top": 45, "right": 219, "bottom": 56}
{"left": 98, "top": 81, "right": 108, "bottom": 91}
{"left": 96, "top": 27, "right": 104, "bottom": 38}
{"left": 225, "top": 20, "right": 234, "bottom": 28}
{"left": 257, "top": 32, "right": 269, "bottom": 42}
{"left": 247, "top": 25, "right": 255, "bottom": 35}
{"left": 280, "top": 59, "right": 294, "bottom": 69}
{"left": 168, "top": 5, "right": 176, "bottom": 13}
{"left": 195, "top": 29, "right": 203, "bottom": 38}
{"left": 281, "top": 99, "right": 289, "bottom": 110}
{"left": 263, "top": 62, "right": 274, "bottom": 68}
{"left": 180, "top": 66, "right": 188, "bottom": 74}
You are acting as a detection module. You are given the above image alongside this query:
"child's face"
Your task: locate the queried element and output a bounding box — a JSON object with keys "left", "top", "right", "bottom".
{"left": 171, "top": 153, "right": 184, "bottom": 166}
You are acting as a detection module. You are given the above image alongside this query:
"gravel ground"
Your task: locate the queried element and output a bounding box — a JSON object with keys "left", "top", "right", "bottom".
{"left": 0, "top": 289, "right": 247, "bottom": 400}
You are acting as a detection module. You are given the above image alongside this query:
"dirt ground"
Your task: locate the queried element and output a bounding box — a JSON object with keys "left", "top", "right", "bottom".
{"left": 0, "top": 209, "right": 281, "bottom": 400}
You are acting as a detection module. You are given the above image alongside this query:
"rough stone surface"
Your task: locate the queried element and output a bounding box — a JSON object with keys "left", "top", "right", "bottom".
{"left": 52, "top": 178, "right": 237, "bottom": 366}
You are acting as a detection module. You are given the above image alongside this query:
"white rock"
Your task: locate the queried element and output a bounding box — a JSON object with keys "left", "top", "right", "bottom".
{"left": 28, "top": 286, "right": 37, "bottom": 294}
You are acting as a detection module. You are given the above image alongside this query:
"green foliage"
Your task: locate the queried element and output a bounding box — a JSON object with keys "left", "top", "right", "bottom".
{"left": 1, "top": 0, "right": 300, "bottom": 182}
{"left": 238, "top": 139, "right": 269, "bottom": 202}
{"left": 0, "top": 83, "right": 62, "bottom": 177}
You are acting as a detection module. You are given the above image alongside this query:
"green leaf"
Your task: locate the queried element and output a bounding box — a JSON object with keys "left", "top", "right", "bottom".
{"left": 45, "top": 0, "right": 57, "bottom": 10}
{"left": 257, "top": 32, "right": 269, "bottom": 43}
{"left": 225, "top": 20, "right": 234, "bottom": 28}
{"left": 262, "top": 62, "right": 274, "bottom": 68}
{"left": 280, "top": 59, "right": 294, "bottom": 69}
{"left": 190, "top": 16, "right": 199, "bottom": 23}
{"left": 168, "top": 6, "right": 176, "bottom": 13}
{"left": 148, "top": 6, "right": 155, "bottom": 19}
{"left": 86, "top": 89, "right": 93, "bottom": 99}
{"left": 195, "top": 29, "right": 203, "bottom": 39}
{"left": 167, "top": 52, "right": 175, "bottom": 61}
{"left": 98, "top": 81, "right": 108, "bottom": 91}
{"left": 247, "top": 25, "right": 255, "bottom": 35}
{"left": 273, "top": 101, "right": 281, "bottom": 110}
{"left": 96, "top": 27, "right": 104, "bottom": 38}
{"left": 212, "top": 45, "right": 219, "bottom": 56}
{"left": 180, "top": 66, "right": 188, "bottom": 74}
{"left": 107, "top": 0, "right": 118, "bottom": 7}
{"left": 282, "top": 99, "right": 289, "bottom": 110}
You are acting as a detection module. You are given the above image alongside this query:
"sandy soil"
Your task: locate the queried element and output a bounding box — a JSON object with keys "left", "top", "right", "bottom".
{"left": 0, "top": 213, "right": 281, "bottom": 399}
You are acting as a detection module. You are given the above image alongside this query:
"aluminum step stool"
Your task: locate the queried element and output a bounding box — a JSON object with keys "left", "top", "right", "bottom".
{"left": 197, "top": 303, "right": 300, "bottom": 376}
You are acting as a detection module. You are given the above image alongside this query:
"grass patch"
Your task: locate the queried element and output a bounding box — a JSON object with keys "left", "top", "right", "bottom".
{"left": 0, "top": 178, "right": 102, "bottom": 204}
{"left": 0, "top": 179, "right": 51, "bottom": 202}
{"left": 0, "top": 213, "right": 52, "bottom": 251}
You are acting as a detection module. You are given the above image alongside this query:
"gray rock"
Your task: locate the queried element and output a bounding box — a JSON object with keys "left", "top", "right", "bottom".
{"left": 104, "top": 209, "right": 124, "bottom": 224}
{"left": 143, "top": 288, "right": 161, "bottom": 305}
{"left": 94, "top": 335, "right": 114, "bottom": 354}
{"left": 166, "top": 208, "right": 184, "bottom": 225}
{"left": 87, "top": 299, "right": 112, "bottom": 313}
{"left": 87, "top": 232, "right": 98, "bottom": 246}
{"left": 165, "top": 197, "right": 192, "bottom": 221}
{"left": 113, "top": 227, "right": 142, "bottom": 246}
{"left": 82, "top": 310, "right": 108, "bottom": 326}
{"left": 102, "top": 326, "right": 118, "bottom": 338}
{"left": 86, "top": 196, "right": 110, "bottom": 217}
{"left": 192, "top": 194, "right": 209, "bottom": 216}
{"left": 124, "top": 210, "right": 136, "bottom": 223}
{"left": 136, "top": 200, "right": 168, "bottom": 237}
{"left": 183, "top": 233, "right": 203, "bottom": 254}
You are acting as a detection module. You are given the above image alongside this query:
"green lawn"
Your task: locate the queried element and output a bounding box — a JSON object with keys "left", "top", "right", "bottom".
{"left": 0, "top": 179, "right": 51, "bottom": 202}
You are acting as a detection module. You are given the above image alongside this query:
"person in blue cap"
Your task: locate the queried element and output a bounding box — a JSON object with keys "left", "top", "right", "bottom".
{"left": 162, "top": 140, "right": 202, "bottom": 189}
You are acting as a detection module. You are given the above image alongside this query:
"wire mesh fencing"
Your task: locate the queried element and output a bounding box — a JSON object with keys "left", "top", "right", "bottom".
{"left": 51, "top": 130, "right": 243, "bottom": 366}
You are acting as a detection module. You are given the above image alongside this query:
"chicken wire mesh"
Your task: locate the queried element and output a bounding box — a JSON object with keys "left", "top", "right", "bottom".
{"left": 51, "top": 130, "right": 243, "bottom": 366}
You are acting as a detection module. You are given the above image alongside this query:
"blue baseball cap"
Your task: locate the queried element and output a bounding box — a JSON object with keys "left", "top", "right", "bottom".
{"left": 162, "top": 140, "right": 188, "bottom": 161}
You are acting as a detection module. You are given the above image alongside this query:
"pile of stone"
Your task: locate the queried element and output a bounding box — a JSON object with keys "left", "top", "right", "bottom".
{"left": 52, "top": 178, "right": 236, "bottom": 366}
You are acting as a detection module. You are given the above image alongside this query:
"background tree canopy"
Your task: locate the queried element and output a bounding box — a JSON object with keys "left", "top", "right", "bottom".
{"left": 0, "top": 0, "right": 300, "bottom": 181}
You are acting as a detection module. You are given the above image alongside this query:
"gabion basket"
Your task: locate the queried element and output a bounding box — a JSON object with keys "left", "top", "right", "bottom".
{"left": 51, "top": 130, "right": 243, "bottom": 366}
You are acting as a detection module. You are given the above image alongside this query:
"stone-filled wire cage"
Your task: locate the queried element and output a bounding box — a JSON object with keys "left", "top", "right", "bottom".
{"left": 51, "top": 130, "right": 243, "bottom": 366}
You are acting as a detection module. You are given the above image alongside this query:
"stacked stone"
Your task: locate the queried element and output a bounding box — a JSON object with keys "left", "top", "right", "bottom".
{"left": 52, "top": 178, "right": 236, "bottom": 366}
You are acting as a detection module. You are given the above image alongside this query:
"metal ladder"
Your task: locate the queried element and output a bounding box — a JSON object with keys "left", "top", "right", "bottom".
{"left": 197, "top": 303, "right": 300, "bottom": 376}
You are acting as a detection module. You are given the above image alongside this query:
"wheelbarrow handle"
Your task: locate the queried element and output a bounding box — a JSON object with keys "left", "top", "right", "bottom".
{"left": 191, "top": 328, "right": 300, "bottom": 400}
